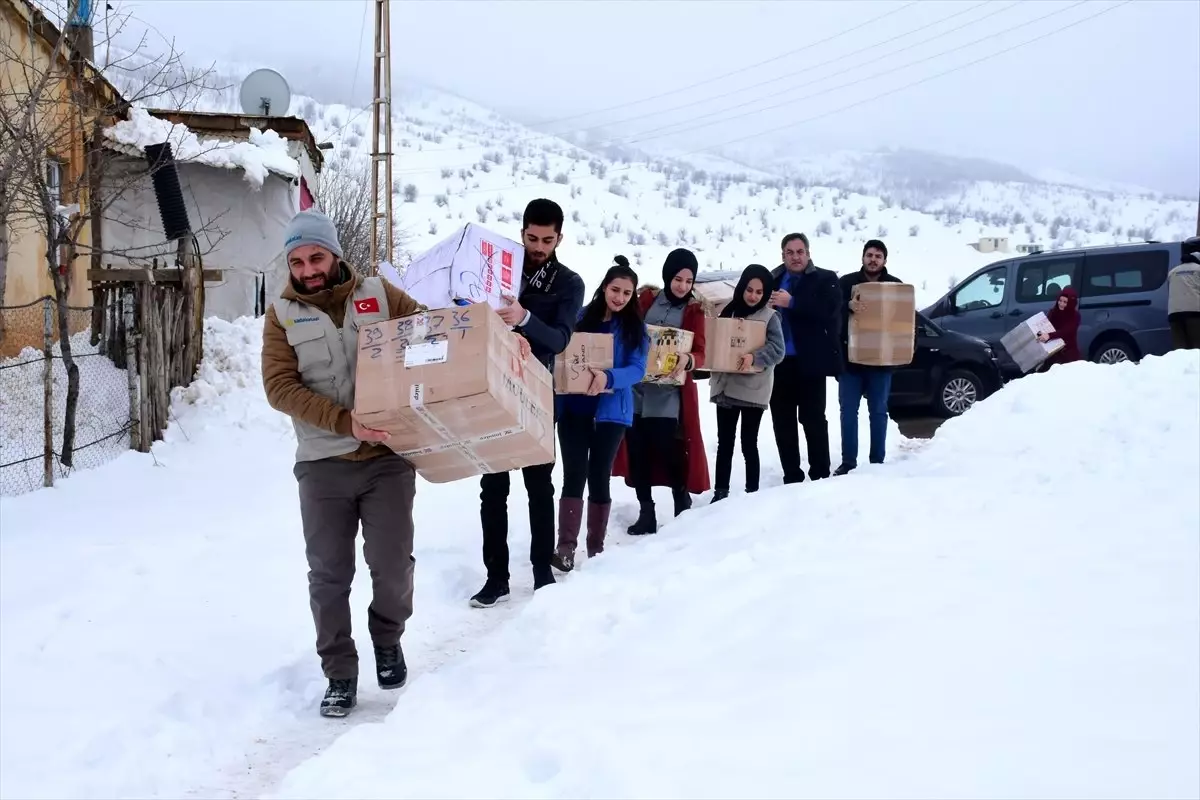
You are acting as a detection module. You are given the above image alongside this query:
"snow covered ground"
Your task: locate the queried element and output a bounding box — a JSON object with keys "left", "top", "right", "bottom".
{"left": 2, "top": 315, "right": 1198, "bottom": 799}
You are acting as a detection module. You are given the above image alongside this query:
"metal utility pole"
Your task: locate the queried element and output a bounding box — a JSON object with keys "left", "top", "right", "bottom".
{"left": 368, "top": 0, "right": 393, "bottom": 275}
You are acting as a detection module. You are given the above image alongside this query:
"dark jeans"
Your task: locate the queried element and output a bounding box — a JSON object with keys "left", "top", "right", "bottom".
{"left": 838, "top": 369, "right": 893, "bottom": 467}
{"left": 714, "top": 405, "right": 765, "bottom": 493}
{"left": 626, "top": 414, "right": 683, "bottom": 503}
{"left": 480, "top": 461, "right": 555, "bottom": 582}
{"left": 558, "top": 412, "right": 625, "bottom": 504}
{"left": 294, "top": 453, "right": 416, "bottom": 680}
{"left": 769, "top": 356, "right": 831, "bottom": 482}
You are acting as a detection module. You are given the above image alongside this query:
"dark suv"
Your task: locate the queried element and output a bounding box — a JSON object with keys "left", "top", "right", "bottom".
{"left": 690, "top": 271, "right": 1002, "bottom": 416}
{"left": 924, "top": 239, "right": 1195, "bottom": 375}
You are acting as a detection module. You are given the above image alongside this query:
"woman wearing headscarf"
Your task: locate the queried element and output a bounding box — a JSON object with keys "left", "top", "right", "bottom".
{"left": 1038, "top": 286, "right": 1081, "bottom": 368}
{"left": 552, "top": 257, "right": 649, "bottom": 572}
{"left": 708, "top": 264, "right": 786, "bottom": 502}
{"left": 610, "top": 248, "right": 710, "bottom": 535}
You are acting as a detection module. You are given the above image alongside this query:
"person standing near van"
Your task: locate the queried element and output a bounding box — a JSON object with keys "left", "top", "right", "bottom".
{"left": 835, "top": 239, "right": 902, "bottom": 475}
{"left": 551, "top": 257, "right": 649, "bottom": 572}
{"left": 471, "top": 199, "right": 585, "bottom": 608}
{"left": 611, "top": 248, "right": 711, "bottom": 534}
{"left": 1037, "top": 287, "right": 1081, "bottom": 368}
{"left": 769, "top": 233, "right": 843, "bottom": 483}
{"left": 709, "top": 264, "right": 786, "bottom": 501}
{"left": 1167, "top": 254, "right": 1200, "bottom": 349}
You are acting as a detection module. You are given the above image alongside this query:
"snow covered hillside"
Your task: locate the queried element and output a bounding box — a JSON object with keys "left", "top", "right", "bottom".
{"left": 103, "top": 56, "right": 1198, "bottom": 306}
{"left": 2, "top": 316, "right": 1198, "bottom": 799}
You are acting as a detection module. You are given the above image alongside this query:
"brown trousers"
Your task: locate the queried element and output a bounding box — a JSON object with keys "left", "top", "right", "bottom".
{"left": 1170, "top": 312, "right": 1200, "bottom": 350}
{"left": 293, "top": 452, "right": 416, "bottom": 680}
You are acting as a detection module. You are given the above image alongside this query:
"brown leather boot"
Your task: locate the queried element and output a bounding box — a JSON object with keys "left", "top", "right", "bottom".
{"left": 551, "top": 497, "right": 584, "bottom": 572}
{"left": 585, "top": 500, "right": 612, "bottom": 558}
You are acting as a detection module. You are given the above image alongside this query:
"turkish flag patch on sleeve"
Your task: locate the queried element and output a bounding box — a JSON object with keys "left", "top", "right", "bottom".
{"left": 354, "top": 297, "right": 381, "bottom": 314}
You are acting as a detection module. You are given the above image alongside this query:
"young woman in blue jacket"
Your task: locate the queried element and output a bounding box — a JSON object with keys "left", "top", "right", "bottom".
{"left": 552, "top": 256, "right": 649, "bottom": 572}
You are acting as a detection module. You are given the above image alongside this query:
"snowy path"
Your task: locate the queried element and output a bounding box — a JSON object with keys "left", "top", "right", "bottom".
{"left": 1, "top": 318, "right": 907, "bottom": 799}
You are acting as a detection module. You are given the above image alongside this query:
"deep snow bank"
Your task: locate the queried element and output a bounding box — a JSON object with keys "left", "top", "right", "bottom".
{"left": 272, "top": 352, "right": 1200, "bottom": 800}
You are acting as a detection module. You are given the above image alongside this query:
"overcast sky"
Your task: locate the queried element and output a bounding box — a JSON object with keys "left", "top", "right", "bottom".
{"left": 114, "top": 0, "right": 1198, "bottom": 196}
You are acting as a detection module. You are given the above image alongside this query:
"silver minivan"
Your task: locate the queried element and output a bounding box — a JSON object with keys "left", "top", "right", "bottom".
{"left": 924, "top": 239, "right": 1195, "bottom": 372}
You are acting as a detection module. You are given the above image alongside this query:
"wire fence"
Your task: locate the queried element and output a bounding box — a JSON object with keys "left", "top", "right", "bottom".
{"left": 0, "top": 297, "right": 133, "bottom": 497}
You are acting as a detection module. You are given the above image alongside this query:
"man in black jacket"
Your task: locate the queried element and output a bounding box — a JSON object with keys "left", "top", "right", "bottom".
{"left": 835, "top": 239, "right": 902, "bottom": 476}
{"left": 768, "top": 232, "right": 843, "bottom": 483}
{"left": 471, "top": 199, "right": 585, "bottom": 608}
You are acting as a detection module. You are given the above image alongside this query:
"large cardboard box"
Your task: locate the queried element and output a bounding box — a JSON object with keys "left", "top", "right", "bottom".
{"left": 848, "top": 282, "right": 916, "bottom": 367}
{"left": 704, "top": 317, "right": 767, "bottom": 373}
{"left": 353, "top": 302, "right": 555, "bottom": 483}
{"left": 554, "top": 332, "right": 614, "bottom": 394}
{"left": 641, "top": 324, "right": 694, "bottom": 386}
{"left": 1000, "top": 312, "right": 1064, "bottom": 373}
{"left": 388, "top": 224, "right": 523, "bottom": 311}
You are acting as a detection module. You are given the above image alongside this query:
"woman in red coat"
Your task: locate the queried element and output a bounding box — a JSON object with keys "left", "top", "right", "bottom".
{"left": 611, "top": 249, "right": 710, "bottom": 535}
{"left": 1039, "top": 286, "right": 1082, "bottom": 367}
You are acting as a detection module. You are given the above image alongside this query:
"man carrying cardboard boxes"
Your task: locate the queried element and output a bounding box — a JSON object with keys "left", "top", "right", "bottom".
{"left": 470, "top": 199, "right": 585, "bottom": 608}
{"left": 261, "top": 210, "right": 426, "bottom": 718}
{"left": 835, "top": 239, "right": 909, "bottom": 476}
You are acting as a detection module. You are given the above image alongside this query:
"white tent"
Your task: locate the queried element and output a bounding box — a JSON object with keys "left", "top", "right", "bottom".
{"left": 98, "top": 109, "right": 310, "bottom": 321}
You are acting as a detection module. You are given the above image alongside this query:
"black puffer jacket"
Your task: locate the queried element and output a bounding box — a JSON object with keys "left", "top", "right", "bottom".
{"left": 770, "top": 262, "right": 843, "bottom": 378}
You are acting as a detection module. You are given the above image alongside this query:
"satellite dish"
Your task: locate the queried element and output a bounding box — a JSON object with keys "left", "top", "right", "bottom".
{"left": 239, "top": 68, "right": 291, "bottom": 116}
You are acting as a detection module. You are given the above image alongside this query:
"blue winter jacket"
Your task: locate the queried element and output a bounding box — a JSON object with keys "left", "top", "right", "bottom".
{"left": 557, "top": 315, "right": 649, "bottom": 427}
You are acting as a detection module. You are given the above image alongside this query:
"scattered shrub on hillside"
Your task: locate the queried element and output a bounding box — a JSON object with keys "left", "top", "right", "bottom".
{"left": 554, "top": 172, "right": 570, "bottom": 185}
{"left": 586, "top": 232, "right": 597, "bottom": 246}
{"left": 816, "top": 220, "right": 832, "bottom": 236}
{"left": 947, "top": 274, "right": 958, "bottom": 289}
{"left": 570, "top": 185, "right": 582, "bottom": 199}
{"left": 476, "top": 205, "right": 489, "bottom": 223}
{"left": 628, "top": 231, "right": 647, "bottom": 246}
{"left": 572, "top": 210, "right": 581, "bottom": 223}
{"left": 608, "top": 180, "right": 629, "bottom": 198}
{"left": 909, "top": 224, "right": 920, "bottom": 237}
{"left": 429, "top": 222, "right": 438, "bottom": 235}
{"left": 402, "top": 184, "right": 418, "bottom": 203}
{"left": 876, "top": 225, "right": 889, "bottom": 237}
{"left": 434, "top": 193, "right": 448, "bottom": 207}
{"left": 656, "top": 231, "right": 670, "bottom": 247}
{"left": 688, "top": 205, "right": 700, "bottom": 218}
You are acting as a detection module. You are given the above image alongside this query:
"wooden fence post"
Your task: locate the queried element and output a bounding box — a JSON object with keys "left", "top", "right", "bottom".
{"left": 42, "top": 297, "right": 54, "bottom": 488}
{"left": 123, "top": 287, "right": 143, "bottom": 452}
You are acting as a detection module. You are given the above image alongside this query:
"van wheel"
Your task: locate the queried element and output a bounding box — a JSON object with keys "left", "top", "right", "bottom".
{"left": 1092, "top": 338, "right": 1139, "bottom": 365}
{"left": 934, "top": 369, "right": 981, "bottom": 417}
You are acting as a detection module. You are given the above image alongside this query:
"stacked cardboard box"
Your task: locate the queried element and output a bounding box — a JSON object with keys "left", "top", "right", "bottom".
{"left": 353, "top": 302, "right": 554, "bottom": 483}
{"left": 641, "top": 324, "right": 694, "bottom": 386}
{"left": 693, "top": 279, "right": 738, "bottom": 317}
{"left": 704, "top": 317, "right": 767, "bottom": 373}
{"left": 554, "top": 332, "right": 614, "bottom": 394}
{"left": 848, "top": 282, "right": 916, "bottom": 367}
{"left": 1000, "top": 312, "right": 1064, "bottom": 373}
{"left": 390, "top": 224, "right": 523, "bottom": 311}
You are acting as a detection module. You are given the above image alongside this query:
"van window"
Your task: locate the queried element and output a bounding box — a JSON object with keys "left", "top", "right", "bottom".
{"left": 1015, "top": 256, "right": 1080, "bottom": 303}
{"left": 953, "top": 266, "right": 1007, "bottom": 311}
{"left": 1081, "top": 251, "right": 1170, "bottom": 296}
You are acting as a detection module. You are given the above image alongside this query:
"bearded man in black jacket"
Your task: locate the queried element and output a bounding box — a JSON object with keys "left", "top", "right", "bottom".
{"left": 470, "top": 199, "right": 585, "bottom": 608}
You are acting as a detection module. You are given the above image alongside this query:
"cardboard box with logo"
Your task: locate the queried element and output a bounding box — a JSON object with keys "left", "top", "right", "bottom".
{"left": 704, "top": 317, "right": 767, "bottom": 373}
{"left": 387, "top": 223, "right": 523, "bottom": 311}
{"left": 641, "top": 324, "right": 695, "bottom": 386}
{"left": 1000, "top": 312, "right": 1064, "bottom": 373}
{"left": 554, "top": 332, "right": 614, "bottom": 394}
{"left": 353, "top": 302, "right": 554, "bottom": 483}
{"left": 848, "top": 282, "right": 917, "bottom": 367}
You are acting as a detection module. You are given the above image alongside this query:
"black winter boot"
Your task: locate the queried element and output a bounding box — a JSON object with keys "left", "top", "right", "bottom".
{"left": 374, "top": 643, "right": 407, "bottom": 690}
{"left": 673, "top": 487, "right": 693, "bottom": 516}
{"left": 470, "top": 578, "right": 511, "bottom": 608}
{"left": 627, "top": 502, "right": 657, "bottom": 535}
{"left": 710, "top": 489, "right": 729, "bottom": 503}
{"left": 533, "top": 565, "right": 556, "bottom": 590}
{"left": 320, "top": 677, "right": 357, "bottom": 718}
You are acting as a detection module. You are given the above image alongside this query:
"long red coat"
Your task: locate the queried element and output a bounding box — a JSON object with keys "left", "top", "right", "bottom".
{"left": 611, "top": 287, "right": 711, "bottom": 494}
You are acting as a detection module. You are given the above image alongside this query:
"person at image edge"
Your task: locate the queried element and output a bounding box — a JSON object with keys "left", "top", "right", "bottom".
{"left": 260, "top": 210, "right": 425, "bottom": 719}
{"left": 471, "top": 198, "right": 585, "bottom": 609}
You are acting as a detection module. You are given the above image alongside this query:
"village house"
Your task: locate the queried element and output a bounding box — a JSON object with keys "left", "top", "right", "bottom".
{"left": 98, "top": 108, "right": 325, "bottom": 320}
{"left": 0, "top": 0, "right": 127, "bottom": 352}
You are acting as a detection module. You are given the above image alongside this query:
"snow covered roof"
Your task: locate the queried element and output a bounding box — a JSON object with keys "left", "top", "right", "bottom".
{"left": 102, "top": 107, "right": 300, "bottom": 189}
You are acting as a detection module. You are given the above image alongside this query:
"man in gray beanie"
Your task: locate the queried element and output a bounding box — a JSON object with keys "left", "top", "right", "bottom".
{"left": 261, "top": 209, "right": 425, "bottom": 718}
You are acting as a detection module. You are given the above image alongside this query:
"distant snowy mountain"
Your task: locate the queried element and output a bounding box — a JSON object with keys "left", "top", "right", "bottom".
{"left": 101, "top": 55, "right": 1199, "bottom": 305}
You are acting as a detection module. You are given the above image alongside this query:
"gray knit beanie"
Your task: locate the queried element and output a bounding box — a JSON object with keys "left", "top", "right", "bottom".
{"left": 284, "top": 210, "right": 343, "bottom": 260}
